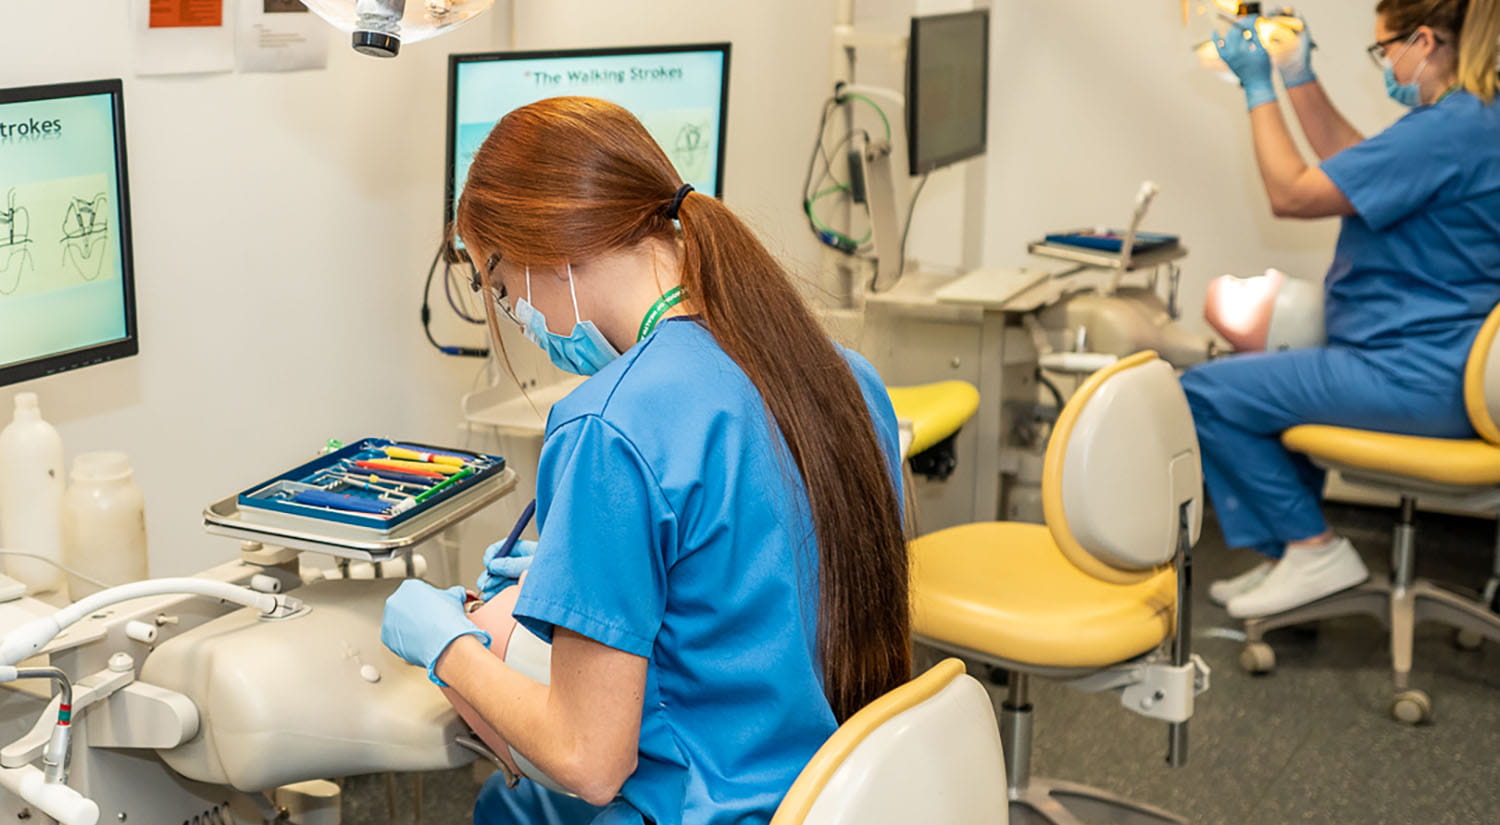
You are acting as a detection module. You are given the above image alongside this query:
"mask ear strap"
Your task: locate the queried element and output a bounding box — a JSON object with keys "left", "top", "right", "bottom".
{"left": 525, "top": 266, "right": 532, "bottom": 303}
{"left": 566, "top": 263, "right": 582, "bottom": 324}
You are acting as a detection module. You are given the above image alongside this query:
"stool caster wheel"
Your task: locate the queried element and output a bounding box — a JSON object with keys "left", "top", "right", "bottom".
{"left": 1391, "top": 689, "right": 1432, "bottom": 725}
{"left": 1454, "top": 629, "right": 1484, "bottom": 651}
{"left": 1239, "top": 642, "right": 1276, "bottom": 674}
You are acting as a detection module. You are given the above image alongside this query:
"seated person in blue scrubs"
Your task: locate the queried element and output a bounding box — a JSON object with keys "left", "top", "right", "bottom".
{"left": 1185, "top": 0, "right": 1500, "bottom": 619}
{"left": 379, "top": 96, "right": 909, "bottom": 825}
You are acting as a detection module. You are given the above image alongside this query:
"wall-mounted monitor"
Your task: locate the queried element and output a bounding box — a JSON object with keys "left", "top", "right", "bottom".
{"left": 906, "top": 10, "right": 990, "bottom": 175}
{"left": 0, "top": 79, "right": 138, "bottom": 388}
{"left": 446, "top": 43, "right": 731, "bottom": 256}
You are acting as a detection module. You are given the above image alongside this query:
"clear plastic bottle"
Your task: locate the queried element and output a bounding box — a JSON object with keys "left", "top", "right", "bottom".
{"left": 0, "top": 393, "right": 66, "bottom": 595}
{"left": 63, "top": 452, "right": 148, "bottom": 600}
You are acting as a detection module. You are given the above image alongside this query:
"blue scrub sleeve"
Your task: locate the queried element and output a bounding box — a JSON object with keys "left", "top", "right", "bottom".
{"left": 514, "top": 414, "right": 674, "bottom": 658}
{"left": 1322, "top": 108, "right": 1463, "bottom": 232}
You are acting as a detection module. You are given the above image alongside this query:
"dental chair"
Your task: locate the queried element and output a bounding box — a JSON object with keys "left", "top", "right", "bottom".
{"left": 770, "top": 658, "right": 1009, "bottom": 825}
{"left": 887, "top": 380, "right": 981, "bottom": 477}
{"left": 909, "top": 352, "right": 1206, "bottom": 825}
{"left": 1245, "top": 303, "right": 1500, "bottom": 724}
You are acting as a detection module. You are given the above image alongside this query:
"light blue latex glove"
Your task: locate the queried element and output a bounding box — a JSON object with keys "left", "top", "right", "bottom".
{"left": 477, "top": 538, "right": 537, "bottom": 601}
{"left": 381, "top": 580, "right": 491, "bottom": 687}
{"left": 1276, "top": 15, "right": 1317, "bottom": 89}
{"left": 1216, "top": 18, "right": 1277, "bottom": 110}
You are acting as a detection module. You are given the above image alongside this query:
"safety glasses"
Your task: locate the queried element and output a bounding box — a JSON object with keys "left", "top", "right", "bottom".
{"left": 470, "top": 253, "right": 524, "bottom": 326}
{"left": 1367, "top": 30, "right": 1444, "bottom": 68}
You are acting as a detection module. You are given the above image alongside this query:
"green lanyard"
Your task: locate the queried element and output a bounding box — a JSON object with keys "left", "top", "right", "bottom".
{"left": 637, "top": 286, "right": 686, "bottom": 341}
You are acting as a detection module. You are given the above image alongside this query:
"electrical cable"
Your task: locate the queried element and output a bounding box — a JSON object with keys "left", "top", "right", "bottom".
{"left": 442, "top": 256, "right": 487, "bottom": 325}
{"left": 0, "top": 550, "right": 110, "bottom": 591}
{"left": 894, "top": 172, "right": 930, "bottom": 284}
{"left": 840, "top": 92, "right": 892, "bottom": 141}
{"left": 420, "top": 241, "right": 489, "bottom": 358}
{"left": 1036, "top": 368, "right": 1067, "bottom": 412}
{"left": 802, "top": 95, "right": 878, "bottom": 254}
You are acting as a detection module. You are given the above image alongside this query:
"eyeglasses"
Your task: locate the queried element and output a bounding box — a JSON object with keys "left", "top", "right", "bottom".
{"left": 472, "top": 253, "right": 523, "bottom": 326}
{"left": 1367, "top": 30, "right": 1444, "bottom": 68}
{"left": 1367, "top": 32, "right": 1413, "bottom": 67}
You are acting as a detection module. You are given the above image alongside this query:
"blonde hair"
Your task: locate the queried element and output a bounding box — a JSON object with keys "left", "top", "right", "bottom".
{"left": 1378, "top": 0, "right": 1500, "bottom": 102}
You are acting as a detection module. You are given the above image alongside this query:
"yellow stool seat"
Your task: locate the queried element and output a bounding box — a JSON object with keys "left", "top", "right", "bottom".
{"left": 911, "top": 522, "right": 1177, "bottom": 669}
{"left": 887, "top": 381, "right": 981, "bottom": 456}
{"left": 1283, "top": 425, "right": 1500, "bottom": 487}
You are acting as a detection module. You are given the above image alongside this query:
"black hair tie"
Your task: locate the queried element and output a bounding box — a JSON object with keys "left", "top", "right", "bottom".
{"left": 665, "top": 184, "right": 694, "bottom": 220}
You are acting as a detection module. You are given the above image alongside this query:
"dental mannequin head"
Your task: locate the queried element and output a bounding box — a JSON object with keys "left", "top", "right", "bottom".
{"left": 1204, "top": 269, "right": 1326, "bottom": 353}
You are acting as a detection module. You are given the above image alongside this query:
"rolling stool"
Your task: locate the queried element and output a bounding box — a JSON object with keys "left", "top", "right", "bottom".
{"left": 1240, "top": 304, "right": 1500, "bottom": 724}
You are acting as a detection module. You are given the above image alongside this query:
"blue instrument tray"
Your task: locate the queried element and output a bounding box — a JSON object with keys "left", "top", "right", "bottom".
{"left": 1043, "top": 229, "right": 1180, "bottom": 254}
{"left": 236, "top": 438, "right": 506, "bottom": 533}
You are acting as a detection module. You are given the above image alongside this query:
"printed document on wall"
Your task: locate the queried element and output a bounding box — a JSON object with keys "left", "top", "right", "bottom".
{"left": 237, "top": 1, "right": 330, "bottom": 73}
{"left": 134, "top": 0, "right": 235, "bottom": 76}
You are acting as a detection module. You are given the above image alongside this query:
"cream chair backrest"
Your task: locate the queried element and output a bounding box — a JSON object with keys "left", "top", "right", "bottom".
{"left": 1463, "top": 302, "right": 1500, "bottom": 445}
{"left": 1042, "top": 351, "right": 1202, "bottom": 585}
{"left": 770, "top": 659, "right": 1008, "bottom": 825}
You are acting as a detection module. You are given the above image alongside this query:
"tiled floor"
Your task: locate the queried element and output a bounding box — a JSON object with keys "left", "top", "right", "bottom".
{"left": 340, "top": 503, "right": 1500, "bottom": 824}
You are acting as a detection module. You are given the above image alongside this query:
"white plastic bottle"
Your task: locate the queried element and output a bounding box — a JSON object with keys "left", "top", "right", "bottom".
{"left": 63, "top": 452, "right": 149, "bottom": 600}
{"left": 0, "top": 393, "right": 66, "bottom": 595}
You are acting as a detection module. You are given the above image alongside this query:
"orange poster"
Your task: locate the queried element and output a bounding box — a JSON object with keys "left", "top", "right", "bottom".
{"left": 149, "top": 0, "right": 224, "bottom": 28}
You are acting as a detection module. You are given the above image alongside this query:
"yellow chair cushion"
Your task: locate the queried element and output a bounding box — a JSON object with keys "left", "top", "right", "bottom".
{"left": 887, "top": 381, "right": 981, "bottom": 456}
{"left": 911, "top": 522, "right": 1176, "bottom": 669}
{"left": 1283, "top": 425, "right": 1500, "bottom": 487}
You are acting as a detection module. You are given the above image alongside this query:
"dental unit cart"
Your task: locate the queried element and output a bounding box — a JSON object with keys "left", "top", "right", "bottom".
{"left": 0, "top": 438, "right": 518, "bottom": 825}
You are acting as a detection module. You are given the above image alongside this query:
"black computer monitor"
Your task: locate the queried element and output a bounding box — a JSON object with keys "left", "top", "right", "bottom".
{"left": 446, "top": 43, "right": 731, "bottom": 257}
{"left": 0, "top": 79, "right": 138, "bottom": 387}
{"left": 906, "top": 10, "right": 990, "bottom": 176}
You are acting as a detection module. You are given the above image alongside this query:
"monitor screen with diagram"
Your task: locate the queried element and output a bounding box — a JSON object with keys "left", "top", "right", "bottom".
{"left": 0, "top": 79, "right": 138, "bottom": 387}
{"left": 446, "top": 43, "right": 731, "bottom": 255}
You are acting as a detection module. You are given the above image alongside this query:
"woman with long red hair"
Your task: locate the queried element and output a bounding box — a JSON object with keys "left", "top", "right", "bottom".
{"left": 379, "top": 96, "right": 909, "bottom": 825}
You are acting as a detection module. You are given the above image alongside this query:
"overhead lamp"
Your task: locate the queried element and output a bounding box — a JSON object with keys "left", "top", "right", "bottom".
{"left": 301, "top": 0, "right": 495, "bottom": 58}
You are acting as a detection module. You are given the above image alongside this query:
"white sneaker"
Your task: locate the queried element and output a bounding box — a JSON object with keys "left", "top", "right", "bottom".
{"left": 1227, "top": 537, "right": 1370, "bottom": 619}
{"left": 1208, "top": 561, "right": 1273, "bottom": 607}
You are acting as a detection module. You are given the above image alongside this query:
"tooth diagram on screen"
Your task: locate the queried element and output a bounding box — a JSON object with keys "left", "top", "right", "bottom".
{"left": 638, "top": 109, "right": 714, "bottom": 183}
{"left": 0, "top": 175, "right": 115, "bottom": 299}
{"left": 60, "top": 192, "right": 110, "bottom": 282}
{"left": 0, "top": 188, "right": 34, "bottom": 296}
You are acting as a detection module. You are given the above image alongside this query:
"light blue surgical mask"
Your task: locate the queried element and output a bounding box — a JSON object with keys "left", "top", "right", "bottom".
{"left": 1383, "top": 35, "right": 1429, "bottom": 107}
{"left": 513, "top": 264, "right": 620, "bottom": 376}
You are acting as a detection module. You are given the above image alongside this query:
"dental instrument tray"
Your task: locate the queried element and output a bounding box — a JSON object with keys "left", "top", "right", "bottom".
{"left": 203, "top": 438, "right": 515, "bottom": 562}
{"left": 1042, "top": 229, "right": 1180, "bottom": 255}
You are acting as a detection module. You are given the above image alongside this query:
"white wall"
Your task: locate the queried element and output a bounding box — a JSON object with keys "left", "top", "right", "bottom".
{"left": 0, "top": 0, "right": 845, "bottom": 581}
{"left": 968, "top": 0, "right": 1407, "bottom": 329}
{"left": 0, "top": 1, "right": 511, "bottom": 577}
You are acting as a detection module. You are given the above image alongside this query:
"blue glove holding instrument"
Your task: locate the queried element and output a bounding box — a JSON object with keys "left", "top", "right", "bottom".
{"left": 1275, "top": 14, "right": 1317, "bottom": 90}
{"left": 478, "top": 538, "right": 537, "bottom": 601}
{"left": 1216, "top": 17, "right": 1277, "bottom": 110}
{"left": 381, "top": 580, "right": 491, "bottom": 687}
{"left": 476, "top": 498, "right": 538, "bottom": 601}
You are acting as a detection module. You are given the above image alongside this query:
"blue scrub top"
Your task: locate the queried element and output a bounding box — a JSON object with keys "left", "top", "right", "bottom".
{"left": 513, "top": 317, "right": 903, "bottom": 825}
{"left": 1320, "top": 90, "right": 1500, "bottom": 383}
